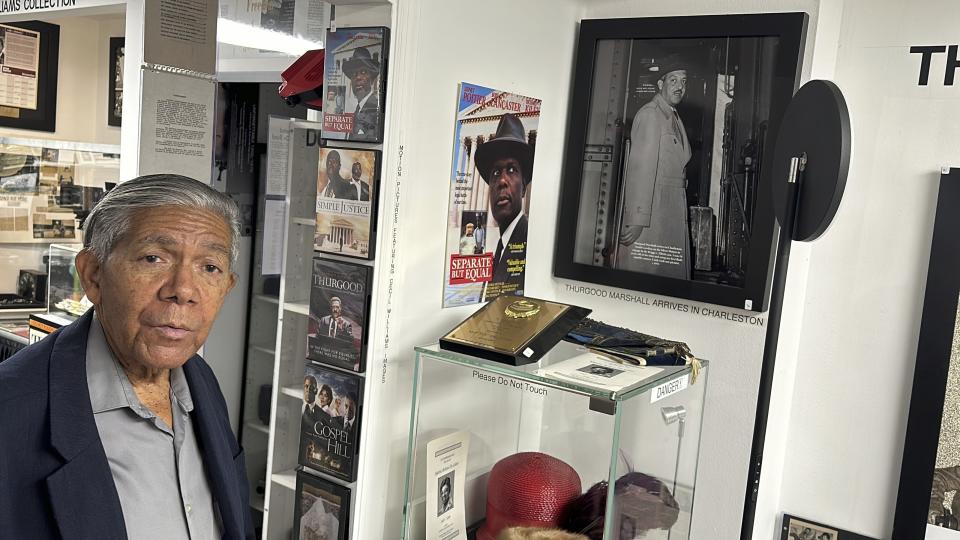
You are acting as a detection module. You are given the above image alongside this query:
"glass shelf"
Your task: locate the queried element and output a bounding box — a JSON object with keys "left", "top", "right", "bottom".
{"left": 414, "top": 342, "right": 703, "bottom": 402}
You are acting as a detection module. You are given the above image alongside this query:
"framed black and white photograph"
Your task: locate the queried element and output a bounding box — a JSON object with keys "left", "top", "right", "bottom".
{"left": 108, "top": 37, "right": 124, "bottom": 127}
{"left": 294, "top": 470, "right": 351, "bottom": 540}
{"left": 782, "top": 514, "right": 875, "bottom": 540}
{"left": 783, "top": 516, "right": 837, "bottom": 540}
{"left": 0, "top": 21, "right": 59, "bottom": 133}
{"left": 894, "top": 169, "right": 960, "bottom": 539}
{"left": 554, "top": 13, "right": 807, "bottom": 311}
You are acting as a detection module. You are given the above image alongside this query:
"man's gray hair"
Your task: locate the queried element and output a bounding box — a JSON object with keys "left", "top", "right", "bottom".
{"left": 82, "top": 174, "right": 241, "bottom": 266}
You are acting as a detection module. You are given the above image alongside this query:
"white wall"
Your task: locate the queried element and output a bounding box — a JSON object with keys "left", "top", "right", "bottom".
{"left": 0, "top": 13, "right": 123, "bottom": 145}
{"left": 361, "top": 1, "right": 827, "bottom": 539}
{"left": 359, "top": 1, "right": 583, "bottom": 538}
{"left": 773, "top": 0, "right": 960, "bottom": 537}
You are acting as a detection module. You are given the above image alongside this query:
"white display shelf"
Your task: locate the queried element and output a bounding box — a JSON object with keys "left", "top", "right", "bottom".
{"left": 251, "top": 493, "right": 265, "bottom": 513}
{"left": 292, "top": 217, "right": 316, "bottom": 227}
{"left": 280, "top": 385, "right": 301, "bottom": 399}
{"left": 253, "top": 294, "right": 280, "bottom": 305}
{"left": 249, "top": 345, "right": 276, "bottom": 356}
{"left": 283, "top": 301, "right": 310, "bottom": 316}
{"left": 271, "top": 470, "right": 297, "bottom": 491}
{"left": 244, "top": 420, "right": 270, "bottom": 435}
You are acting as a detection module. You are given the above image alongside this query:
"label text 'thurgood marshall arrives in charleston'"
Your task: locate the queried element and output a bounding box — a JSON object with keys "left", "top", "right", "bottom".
{"left": 0, "top": 0, "right": 76, "bottom": 13}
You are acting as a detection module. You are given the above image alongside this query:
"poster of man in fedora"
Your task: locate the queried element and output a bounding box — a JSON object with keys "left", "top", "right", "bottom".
{"left": 322, "top": 26, "right": 389, "bottom": 143}
{"left": 442, "top": 82, "right": 541, "bottom": 308}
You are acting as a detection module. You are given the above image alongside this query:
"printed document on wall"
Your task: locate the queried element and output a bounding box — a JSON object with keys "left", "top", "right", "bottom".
{"left": 0, "top": 24, "right": 40, "bottom": 110}
{"left": 138, "top": 69, "right": 215, "bottom": 182}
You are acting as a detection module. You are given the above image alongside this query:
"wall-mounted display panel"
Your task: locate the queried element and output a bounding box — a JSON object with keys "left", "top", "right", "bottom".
{"left": 0, "top": 21, "right": 59, "bottom": 132}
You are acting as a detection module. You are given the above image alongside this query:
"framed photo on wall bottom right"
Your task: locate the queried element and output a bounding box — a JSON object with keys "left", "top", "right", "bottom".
{"left": 894, "top": 169, "right": 960, "bottom": 539}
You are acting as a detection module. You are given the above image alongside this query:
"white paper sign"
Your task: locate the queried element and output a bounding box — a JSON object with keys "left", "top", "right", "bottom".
{"left": 539, "top": 351, "right": 664, "bottom": 393}
{"left": 265, "top": 116, "right": 291, "bottom": 196}
{"left": 143, "top": 0, "right": 217, "bottom": 74}
{"left": 651, "top": 373, "right": 690, "bottom": 403}
{"left": 137, "top": 69, "right": 215, "bottom": 181}
{"left": 426, "top": 430, "right": 469, "bottom": 540}
{"left": 261, "top": 199, "right": 285, "bottom": 275}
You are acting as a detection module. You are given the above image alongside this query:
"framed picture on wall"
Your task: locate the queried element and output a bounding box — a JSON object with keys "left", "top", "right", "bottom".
{"left": 108, "top": 37, "right": 124, "bottom": 127}
{"left": 894, "top": 169, "right": 960, "bottom": 539}
{"left": 0, "top": 21, "right": 60, "bottom": 132}
{"left": 553, "top": 13, "right": 807, "bottom": 312}
{"left": 781, "top": 514, "right": 875, "bottom": 540}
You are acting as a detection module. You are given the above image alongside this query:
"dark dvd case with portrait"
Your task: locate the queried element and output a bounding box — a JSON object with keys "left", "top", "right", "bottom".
{"left": 314, "top": 146, "right": 381, "bottom": 260}
{"left": 306, "top": 257, "right": 371, "bottom": 372}
{"left": 321, "top": 26, "right": 390, "bottom": 143}
{"left": 294, "top": 470, "right": 351, "bottom": 540}
{"left": 298, "top": 363, "right": 364, "bottom": 482}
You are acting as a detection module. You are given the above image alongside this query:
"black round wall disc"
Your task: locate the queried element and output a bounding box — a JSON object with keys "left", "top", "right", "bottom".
{"left": 771, "top": 79, "right": 851, "bottom": 242}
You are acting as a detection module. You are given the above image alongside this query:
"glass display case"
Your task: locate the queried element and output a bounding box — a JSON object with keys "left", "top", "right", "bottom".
{"left": 46, "top": 243, "right": 87, "bottom": 320}
{"left": 0, "top": 137, "right": 117, "bottom": 319}
{"left": 402, "top": 342, "right": 708, "bottom": 540}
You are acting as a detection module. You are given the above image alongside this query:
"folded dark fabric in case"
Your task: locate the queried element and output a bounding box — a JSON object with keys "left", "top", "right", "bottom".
{"left": 564, "top": 318, "right": 699, "bottom": 373}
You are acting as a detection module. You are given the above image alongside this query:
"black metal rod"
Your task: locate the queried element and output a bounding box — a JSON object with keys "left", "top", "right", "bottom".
{"left": 740, "top": 172, "right": 801, "bottom": 539}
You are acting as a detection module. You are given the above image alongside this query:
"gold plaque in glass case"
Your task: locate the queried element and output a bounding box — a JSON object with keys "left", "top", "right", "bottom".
{"left": 439, "top": 295, "right": 591, "bottom": 365}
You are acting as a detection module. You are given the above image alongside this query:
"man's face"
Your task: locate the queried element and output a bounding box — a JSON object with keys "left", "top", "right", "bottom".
{"left": 352, "top": 162, "right": 362, "bottom": 180}
{"left": 330, "top": 300, "right": 342, "bottom": 318}
{"left": 440, "top": 482, "right": 450, "bottom": 504}
{"left": 76, "top": 206, "right": 236, "bottom": 371}
{"left": 658, "top": 70, "right": 687, "bottom": 106}
{"left": 487, "top": 157, "right": 525, "bottom": 227}
{"left": 351, "top": 68, "right": 376, "bottom": 99}
{"left": 304, "top": 378, "right": 318, "bottom": 403}
{"left": 326, "top": 153, "right": 341, "bottom": 179}
{"left": 342, "top": 398, "right": 356, "bottom": 421}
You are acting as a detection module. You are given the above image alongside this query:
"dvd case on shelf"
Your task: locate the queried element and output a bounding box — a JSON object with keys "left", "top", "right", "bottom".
{"left": 298, "top": 362, "right": 364, "bottom": 482}
{"left": 307, "top": 257, "right": 371, "bottom": 372}
{"left": 314, "top": 146, "right": 380, "bottom": 260}
{"left": 294, "top": 470, "right": 351, "bottom": 540}
{"left": 321, "top": 26, "right": 390, "bottom": 143}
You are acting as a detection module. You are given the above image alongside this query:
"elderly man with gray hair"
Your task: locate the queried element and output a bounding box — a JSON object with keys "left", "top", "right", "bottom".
{"left": 0, "top": 175, "right": 255, "bottom": 538}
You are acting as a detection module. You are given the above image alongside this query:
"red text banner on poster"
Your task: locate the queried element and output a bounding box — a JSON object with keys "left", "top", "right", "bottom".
{"left": 449, "top": 254, "right": 493, "bottom": 284}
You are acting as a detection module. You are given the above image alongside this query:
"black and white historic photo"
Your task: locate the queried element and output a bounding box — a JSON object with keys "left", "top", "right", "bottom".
{"left": 556, "top": 15, "right": 807, "bottom": 310}
{"left": 573, "top": 36, "right": 781, "bottom": 284}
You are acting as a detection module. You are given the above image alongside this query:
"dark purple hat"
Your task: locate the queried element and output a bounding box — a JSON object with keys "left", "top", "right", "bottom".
{"left": 474, "top": 113, "right": 533, "bottom": 185}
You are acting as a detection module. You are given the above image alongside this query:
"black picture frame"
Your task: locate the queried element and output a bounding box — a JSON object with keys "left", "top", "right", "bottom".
{"left": 107, "top": 37, "right": 124, "bottom": 127}
{"left": 553, "top": 13, "right": 807, "bottom": 312}
{"left": 294, "top": 470, "right": 351, "bottom": 540}
{"left": 781, "top": 514, "right": 876, "bottom": 540}
{"left": 893, "top": 170, "right": 960, "bottom": 539}
{"left": 0, "top": 21, "right": 59, "bottom": 132}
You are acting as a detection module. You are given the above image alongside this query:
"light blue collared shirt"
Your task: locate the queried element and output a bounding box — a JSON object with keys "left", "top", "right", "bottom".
{"left": 85, "top": 314, "right": 221, "bottom": 539}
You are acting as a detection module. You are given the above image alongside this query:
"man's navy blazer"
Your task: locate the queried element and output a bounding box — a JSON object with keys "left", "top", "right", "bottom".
{"left": 0, "top": 310, "right": 255, "bottom": 539}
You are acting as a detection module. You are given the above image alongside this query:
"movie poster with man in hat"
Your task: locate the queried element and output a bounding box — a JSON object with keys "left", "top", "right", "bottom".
{"left": 321, "top": 27, "right": 389, "bottom": 143}
{"left": 442, "top": 82, "right": 541, "bottom": 308}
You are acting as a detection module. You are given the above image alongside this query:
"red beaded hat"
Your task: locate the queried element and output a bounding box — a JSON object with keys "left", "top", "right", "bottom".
{"left": 477, "top": 452, "right": 582, "bottom": 540}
